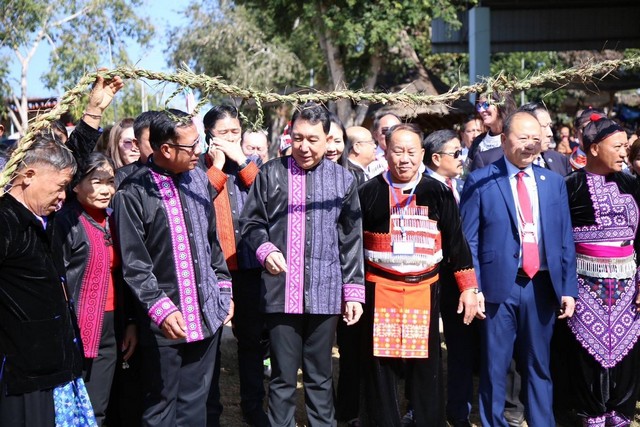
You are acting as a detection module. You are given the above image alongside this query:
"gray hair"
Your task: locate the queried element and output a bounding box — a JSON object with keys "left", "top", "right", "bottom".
{"left": 19, "top": 133, "right": 77, "bottom": 174}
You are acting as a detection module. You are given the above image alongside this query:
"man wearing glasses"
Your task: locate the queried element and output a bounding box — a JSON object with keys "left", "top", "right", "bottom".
{"left": 113, "top": 109, "right": 234, "bottom": 426}
{"left": 345, "top": 126, "right": 378, "bottom": 186}
{"left": 423, "top": 129, "right": 479, "bottom": 427}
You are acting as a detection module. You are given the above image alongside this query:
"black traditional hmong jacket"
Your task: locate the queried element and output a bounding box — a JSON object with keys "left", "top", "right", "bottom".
{"left": 112, "top": 158, "right": 232, "bottom": 347}
{"left": 0, "top": 120, "right": 101, "bottom": 395}
{"left": 240, "top": 156, "right": 365, "bottom": 315}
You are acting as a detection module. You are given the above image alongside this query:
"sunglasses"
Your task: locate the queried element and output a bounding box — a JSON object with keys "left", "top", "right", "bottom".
{"left": 475, "top": 101, "right": 492, "bottom": 112}
{"left": 439, "top": 150, "right": 463, "bottom": 159}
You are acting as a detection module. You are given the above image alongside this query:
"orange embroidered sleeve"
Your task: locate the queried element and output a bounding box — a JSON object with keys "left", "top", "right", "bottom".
{"left": 206, "top": 166, "right": 228, "bottom": 194}
{"left": 238, "top": 162, "right": 260, "bottom": 188}
{"left": 454, "top": 268, "right": 479, "bottom": 292}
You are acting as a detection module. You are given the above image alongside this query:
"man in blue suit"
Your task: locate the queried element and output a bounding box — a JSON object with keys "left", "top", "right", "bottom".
{"left": 460, "top": 111, "right": 578, "bottom": 427}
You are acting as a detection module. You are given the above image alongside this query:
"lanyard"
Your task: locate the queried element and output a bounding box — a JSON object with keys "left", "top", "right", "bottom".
{"left": 387, "top": 171, "right": 420, "bottom": 239}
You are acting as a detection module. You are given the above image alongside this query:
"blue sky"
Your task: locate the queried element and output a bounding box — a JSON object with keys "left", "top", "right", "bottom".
{"left": 8, "top": 0, "right": 186, "bottom": 98}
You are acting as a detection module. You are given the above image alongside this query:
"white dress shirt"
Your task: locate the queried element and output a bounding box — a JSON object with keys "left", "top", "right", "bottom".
{"left": 504, "top": 157, "right": 548, "bottom": 270}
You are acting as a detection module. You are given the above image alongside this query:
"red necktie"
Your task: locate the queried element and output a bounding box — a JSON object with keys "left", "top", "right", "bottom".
{"left": 516, "top": 171, "right": 539, "bottom": 278}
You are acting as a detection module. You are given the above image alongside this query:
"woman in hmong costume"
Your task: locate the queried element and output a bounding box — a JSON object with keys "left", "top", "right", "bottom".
{"left": 357, "top": 124, "right": 480, "bottom": 427}
{"left": 564, "top": 115, "right": 640, "bottom": 427}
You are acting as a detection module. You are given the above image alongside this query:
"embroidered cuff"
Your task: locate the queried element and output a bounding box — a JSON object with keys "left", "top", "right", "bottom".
{"left": 238, "top": 162, "right": 259, "bottom": 187}
{"left": 148, "top": 297, "right": 179, "bottom": 327}
{"left": 454, "top": 268, "right": 479, "bottom": 292}
{"left": 343, "top": 283, "right": 366, "bottom": 303}
{"left": 218, "top": 280, "right": 232, "bottom": 295}
{"left": 256, "top": 242, "right": 280, "bottom": 266}
{"left": 206, "top": 166, "right": 228, "bottom": 194}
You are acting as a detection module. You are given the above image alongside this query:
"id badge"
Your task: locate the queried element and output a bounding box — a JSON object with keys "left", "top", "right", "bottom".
{"left": 393, "top": 240, "right": 415, "bottom": 255}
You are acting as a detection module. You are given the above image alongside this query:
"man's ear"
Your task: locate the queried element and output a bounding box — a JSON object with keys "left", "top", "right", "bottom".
{"left": 159, "top": 144, "right": 172, "bottom": 159}
{"left": 21, "top": 167, "right": 36, "bottom": 185}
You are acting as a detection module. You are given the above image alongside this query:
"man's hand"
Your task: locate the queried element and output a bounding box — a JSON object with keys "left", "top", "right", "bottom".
{"left": 224, "top": 299, "right": 235, "bottom": 325}
{"left": 122, "top": 324, "right": 138, "bottom": 361}
{"left": 475, "top": 291, "right": 486, "bottom": 320}
{"left": 558, "top": 296, "right": 576, "bottom": 319}
{"left": 635, "top": 289, "right": 640, "bottom": 312}
{"left": 210, "top": 137, "right": 247, "bottom": 165}
{"left": 457, "top": 289, "right": 481, "bottom": 324}
{"left": 208, "top": 145, "right": 226, "bottom": 170}
{"left": 343, "top": 302, "right": 363, "bottom": 325}
{"left": 265, "top": 251, "right": 287, "bottom": 275}
{"left": 160, "top": 311, "right": 187, "bottom": 339}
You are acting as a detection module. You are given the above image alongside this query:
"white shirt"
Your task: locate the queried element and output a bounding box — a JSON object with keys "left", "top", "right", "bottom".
{"left": 478, "top": 132, "right": 502, "bottom": 152}
{"left": 503, "top": 157, "right": 548, "bottom": 270}
{"left": 424, "top": 167, "right": 460, "bottom": 204}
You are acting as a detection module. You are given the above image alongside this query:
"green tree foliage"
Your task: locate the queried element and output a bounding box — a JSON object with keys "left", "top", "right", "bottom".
{"left": 167, "top": 1, "right": 305, "bottom": 90}
{"left": 490, "top": 51, "right": 571, "bottom": 113}
{"left": 0, "top": 0, "right": 154, "bottom": 134}
{"left": 170, "top": 0, "right": 472, "bottom": 126}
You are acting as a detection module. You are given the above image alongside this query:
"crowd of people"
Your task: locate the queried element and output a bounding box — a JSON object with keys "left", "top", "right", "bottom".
{"left": 1, "top": 73, "right": 640, "bottom": 427}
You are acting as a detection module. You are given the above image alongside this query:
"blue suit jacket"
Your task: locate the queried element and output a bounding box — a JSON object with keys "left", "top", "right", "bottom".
{"left": 460, "top": 157, "right": 577, "bottom": 304}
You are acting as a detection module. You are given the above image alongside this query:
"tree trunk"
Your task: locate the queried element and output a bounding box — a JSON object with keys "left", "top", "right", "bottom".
{"left": 353, "top": 53, "right": 382, "bottom": 126}
{"left": 313, "top": 2, "right": 353, "bottom": 126}
{"left": 397, "top": 29, "right": 439, "bottom": 96}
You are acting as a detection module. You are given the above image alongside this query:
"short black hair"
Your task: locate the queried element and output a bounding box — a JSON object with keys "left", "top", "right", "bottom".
{"left": 291, "top": 102, "right": 330, "bottom": 134}
{"left": 518, "top": 101, "right": 547, "bottom": 115}
{"left": 203, "top": 105, "right": 240, "bottom": 130}
{"left": 385, "top": 123, "right": 423, "bottom": 148}
{"left": 134, "top": 111, "right": 162, "bottom": 140}
{"left": 423, "top": 129, "right": 458, "bottom": 166}
{"left": 149, "top": 109, "right": 192, "bottom": 151}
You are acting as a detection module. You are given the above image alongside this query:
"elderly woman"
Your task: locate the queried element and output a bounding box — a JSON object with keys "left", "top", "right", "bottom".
{"left": 55, "top": 152, "right": 137, "bottom": 425}
{"left": 564, "top": 115, "right": 640, "bottom": 427}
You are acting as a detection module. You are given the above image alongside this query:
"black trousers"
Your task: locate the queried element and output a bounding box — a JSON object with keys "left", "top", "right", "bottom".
{"left": 140, "top": 329, "right": 221, "bottom": 427}
{"left": 266, "top": 313, "right": 339, "bottom": 427}
{"left": 360, "top": 281, "right": 445, "bottom": 427}
{"left": 335, "top": 318, "right": 364, "bottom": 422}
{"left": 231, "top": 268, "right": 268, "bottom": 415}
{"left": 83, "top": 310, "right": 117, "bottom": 426}
{"left": 0, "top": 387, "right": 55, "bottom": 426}
{"left": 440, "top": 269, "right": 480, "bottom": 424}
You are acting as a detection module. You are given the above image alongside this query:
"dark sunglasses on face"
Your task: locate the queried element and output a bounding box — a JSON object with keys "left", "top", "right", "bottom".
{"left": 475, "top": 101, "right": 492, "bottom": 112}
{"left": 439, "top": 149, "right": 463, "bottom": 159}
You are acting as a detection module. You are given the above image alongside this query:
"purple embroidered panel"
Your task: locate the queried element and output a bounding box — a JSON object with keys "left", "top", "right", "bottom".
{"left": 149, "top": 296, "right": 178, "bottom": 326}
{"left": 573, "top": 174, "right": 638, "bottom": 243}
{"left": 218, "top": 280, "right": 232, "bottom": 289}
{"left": 286, "top": 158, "right": 306, "bottom": 314}
{"left": 307, "top": 160, "right": 354, "bottom": 314}
{"left": 343, "top": 284, "right": 366, "bottom": 303}
{"left": 151, "top": 171, "right": 205, "bottom": 342}
{"left": 568, "top": 273, "right": 640, "bottom": 368}
{"left": 256, "top": 242, "right": 279, "bottom": 266}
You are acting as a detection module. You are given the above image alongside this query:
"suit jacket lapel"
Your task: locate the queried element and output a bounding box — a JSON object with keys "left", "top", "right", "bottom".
{"left": 533, "top": 165, "right": 549, "bottom": 248}
{"left": 494, "top": 158, "right": 518, "bottom": 230}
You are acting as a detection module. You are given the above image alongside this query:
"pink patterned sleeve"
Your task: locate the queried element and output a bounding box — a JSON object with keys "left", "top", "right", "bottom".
{"left": 148, "top": 297, "right": 179, "bottom": 327}
{"left": 256, "top": 242, "right": 280, "bottom": 267}
{"left": 343, "top": 283, "right": 365, "bottom": 303}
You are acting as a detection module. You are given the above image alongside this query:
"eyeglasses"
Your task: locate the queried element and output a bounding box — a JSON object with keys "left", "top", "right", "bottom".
{"left": 166, "top": 140, "right": 200, "bottom": 153}
{"left": 438, "top": 150, "right": 463, "bottom": 159}
{"left": 475, "top": 101, "right": 492, "bottom": 112}
{"left": 380, "top": 127, "right": 390, "bottom": 135}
